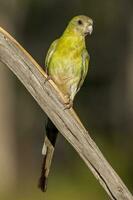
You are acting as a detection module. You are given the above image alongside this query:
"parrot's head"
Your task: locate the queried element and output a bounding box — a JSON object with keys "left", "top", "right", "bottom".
{"left": 67, "top": 15, "right": 93, "bottom": 37}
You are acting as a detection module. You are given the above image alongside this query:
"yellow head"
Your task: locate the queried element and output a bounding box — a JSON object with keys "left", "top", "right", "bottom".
{"left": 65, "top": 15, "right": 93, "bottom": 37}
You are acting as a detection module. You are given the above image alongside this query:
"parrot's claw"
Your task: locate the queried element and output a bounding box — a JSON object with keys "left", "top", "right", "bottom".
{"left": 64, "top": 95, "right": 73, "bottom": 110}
{"left": 64, "top": 102, "right": 73, "bottom": 110}
{"left": 44, "top": 75, "right": 51, "bottom": 84}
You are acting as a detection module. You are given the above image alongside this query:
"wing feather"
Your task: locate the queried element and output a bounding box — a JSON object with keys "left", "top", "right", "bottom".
{"left": 77, "top": 49, "right": 90, "bottom": 92}
{"left": 45, "top": 39, "right": 59, "bottom": 73}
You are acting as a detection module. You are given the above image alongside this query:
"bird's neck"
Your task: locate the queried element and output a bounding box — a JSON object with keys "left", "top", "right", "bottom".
{"left": 60, "top": 28, "right": 86, "bottom": 49}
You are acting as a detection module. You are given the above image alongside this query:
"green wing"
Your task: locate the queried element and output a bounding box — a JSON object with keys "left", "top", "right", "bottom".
{"left": 45, "top": 39, "right": 59, "bottom": 73}
{"left": 77, "top": 49, "right": 90, "bottom": 92}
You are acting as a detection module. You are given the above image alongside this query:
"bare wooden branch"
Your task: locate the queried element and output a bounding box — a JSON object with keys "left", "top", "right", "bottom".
{"left": 0, "top": 27, "right": 132, "bottom": 200}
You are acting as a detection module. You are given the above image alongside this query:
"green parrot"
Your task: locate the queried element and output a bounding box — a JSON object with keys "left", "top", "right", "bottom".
{"left": 38, "top": 15, "right": 93, "bottom": 192}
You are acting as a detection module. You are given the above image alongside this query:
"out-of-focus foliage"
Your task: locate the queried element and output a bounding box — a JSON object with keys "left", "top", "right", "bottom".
{"left": 0, "top": 0, "right": 133, "bottom": 199}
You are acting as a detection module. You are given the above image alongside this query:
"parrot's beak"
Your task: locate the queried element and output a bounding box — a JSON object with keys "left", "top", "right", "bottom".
{"left": 85, "top": 24, "right": 93, "bottom": 36}
{"left": 88, "top": 25, "right": 93, "bottom": 35}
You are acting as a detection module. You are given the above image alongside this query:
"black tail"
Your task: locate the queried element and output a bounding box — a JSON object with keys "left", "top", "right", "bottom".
{"left": 38, "top": 119, "right": 58, "bottom": 192}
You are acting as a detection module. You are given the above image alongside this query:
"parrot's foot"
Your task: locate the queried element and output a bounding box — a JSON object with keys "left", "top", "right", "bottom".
{"left": 44, "top": 75, "right": 51, "bottom": 84}
{"left": 64, "top": 95, "right": 73, "bottom": 110}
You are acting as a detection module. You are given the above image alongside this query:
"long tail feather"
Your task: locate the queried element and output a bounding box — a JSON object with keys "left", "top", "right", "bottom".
{"left": 38, "top": 119, "right": 58, "bottom": 192}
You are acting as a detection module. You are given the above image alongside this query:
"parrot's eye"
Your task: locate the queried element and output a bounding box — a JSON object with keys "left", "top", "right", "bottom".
{"left": 77, "top": 20, "right": 83, "bottom": 25}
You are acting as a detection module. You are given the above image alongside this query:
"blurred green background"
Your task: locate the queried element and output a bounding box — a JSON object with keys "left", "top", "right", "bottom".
{"left": 0, "top": 0, "right": 133, "bottom": 199}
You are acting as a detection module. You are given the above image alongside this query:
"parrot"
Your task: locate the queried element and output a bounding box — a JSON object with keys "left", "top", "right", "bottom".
{"left": 38, "top": 15, "right": 93, "bottom": 192}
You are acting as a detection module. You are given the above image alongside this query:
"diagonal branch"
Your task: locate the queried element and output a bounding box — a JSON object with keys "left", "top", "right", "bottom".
{"left": 0, "top": 27, "right": 132, "bottom": 200}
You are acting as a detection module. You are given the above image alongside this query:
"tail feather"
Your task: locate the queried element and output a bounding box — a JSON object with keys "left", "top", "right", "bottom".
{"left": 38, "top": 154, "right": 47, "bottom": 192}
{"left": 38, "top": 119, "right": 58, "bottom": 192}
